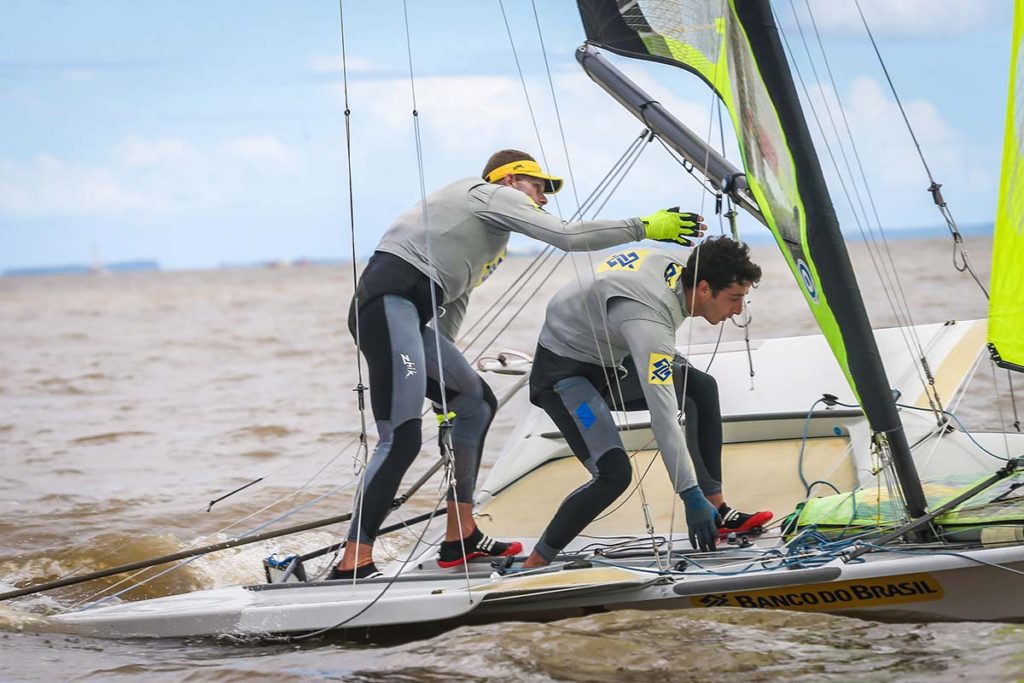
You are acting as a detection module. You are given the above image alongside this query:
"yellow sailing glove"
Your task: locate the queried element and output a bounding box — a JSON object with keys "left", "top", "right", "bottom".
{"left": 641, "top": 208, "right": 705, "bottom": 247}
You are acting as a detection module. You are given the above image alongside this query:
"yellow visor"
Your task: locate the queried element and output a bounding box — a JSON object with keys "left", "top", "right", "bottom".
{"left": 484, "top": 159, "right": 563, "bottom": 194}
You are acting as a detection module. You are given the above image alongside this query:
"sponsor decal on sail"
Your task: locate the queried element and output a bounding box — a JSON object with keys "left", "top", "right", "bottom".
{"left": 690, "top": 573, "right": 944, "bottom": 611}
{"left": 797, "top": 259, "right": 819, "bottom": 304}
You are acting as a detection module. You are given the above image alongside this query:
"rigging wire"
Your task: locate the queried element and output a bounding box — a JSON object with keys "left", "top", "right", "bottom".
{"left": 51, "top": 430, "right": 366, "bottom": 592}
{"left": 798, "top": 0, "right": 949, "bottom": 420}
{"left": 520, "top": 0, "right": 629, "bottom": 403}
{"left": 337, "top": 0, "right": 369, "bottom": 471}
{"left": 851, "top": 0, "right": 989, "bottom": 298}
{"left": 494, "top": 6, "right": 642, "bottom": 468}
{"left": 497, "top": 0, "right": 619, "bottom": 408}
{"left": 776, "top": 1, "right": 941, "bottom": 423}
{"left": 709, "top": 77, "right": 757, "bottom": 382}
{"left": 70, "top": 476, "right": 362, "bottom": 610}
{"left": 826, "top": 396, "right": 1018, "bottom": 462}
{"left": 280, "top": 130, "right": 658, "bottom": 586}
{"left": 288, "top": 484, "right": 452, "bottom": 641}
{"left": 665, "top": 0, "right": 732, "bottom": 560}
{"left": 510, "top": 3, "right": 629, "bottom": 399}
{"left": 790, "top": 2, "right": 917, "bottom": 334}
{"left": 400, "top": 0, "right": 475, "bottom": 594}
{"left": 496, "top": 0, "right": 556, "bottom": 202}
{"left": 455, "top": 128, "right": 651, "bottom": 361}
{"left": 337, "top": 0, "right": 373, "bottom": 582}
{"left": 464, "top": 131, "right": 654, "bottom": 365}
{"left": 852, "top": 0, "right": 1020, "bottom": 426}
{"left": 401, "top": 0, "right": 449, "bottom": 419}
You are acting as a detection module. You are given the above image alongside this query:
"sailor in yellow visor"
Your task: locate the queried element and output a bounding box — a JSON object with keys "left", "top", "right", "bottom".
{"left": 483, "top": 157, "right": 563, "bottom": 199}
{"left": 333, "top": 148, "right": 706, "bottom": 581}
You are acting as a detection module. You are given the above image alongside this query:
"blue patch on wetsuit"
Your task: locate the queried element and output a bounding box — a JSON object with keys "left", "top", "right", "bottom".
{"left": 575, "top": 401, "right": 596, "bottom": 429}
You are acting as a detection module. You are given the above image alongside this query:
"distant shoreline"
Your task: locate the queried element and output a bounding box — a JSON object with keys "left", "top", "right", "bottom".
{"left": 1, "top": 225, "right": 993, "bottom": 278}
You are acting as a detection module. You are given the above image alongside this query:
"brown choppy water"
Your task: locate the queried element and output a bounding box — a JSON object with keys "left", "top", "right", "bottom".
{"left": 2, "top": 237, "right": 1022, "bottom": 681}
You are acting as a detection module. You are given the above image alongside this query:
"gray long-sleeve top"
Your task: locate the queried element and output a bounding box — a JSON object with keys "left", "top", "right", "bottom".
{"left": 538, "top": 247, "right": 698, "bottom": 493}
{"left": 376, "top": 177, "right": 646, "bottom": 340}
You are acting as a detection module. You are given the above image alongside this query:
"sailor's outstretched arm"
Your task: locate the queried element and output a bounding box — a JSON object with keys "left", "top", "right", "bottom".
{"left": 474, "top": 185, "right": 645, "bottom": 251}
{"left": 611, "top": 304, "right": 698, "bottom": 495}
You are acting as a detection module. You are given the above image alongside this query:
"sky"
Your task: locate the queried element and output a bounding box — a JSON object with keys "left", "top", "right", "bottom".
{"left": 0, "top": 0, "right": 1014, "bottom": 271}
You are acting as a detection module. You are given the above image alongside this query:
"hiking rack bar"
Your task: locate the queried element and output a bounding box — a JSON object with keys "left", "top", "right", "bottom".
{"left": 844, "top": 458, "right": 1021, "bottom": 562}
{"left": 0, "top": 457, "right": 449, "bottom": 603}
{"left": 0, "top": 512, "right": 355, "bottom": 602}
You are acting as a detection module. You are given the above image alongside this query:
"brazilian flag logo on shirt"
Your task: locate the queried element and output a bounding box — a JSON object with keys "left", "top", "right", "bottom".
{"left": 597, "top": 249, "right": 648, "bottom": 273}
{"left": 664, "top": 262, "right": 682, "bottom": 289}
{"left": 648, "top": 353, "right": 673, "bottom": 384}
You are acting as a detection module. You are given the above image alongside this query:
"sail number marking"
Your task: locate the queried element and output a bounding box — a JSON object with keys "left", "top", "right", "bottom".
{"left": 690, "top": 573, "right": 944, "bottom": 611}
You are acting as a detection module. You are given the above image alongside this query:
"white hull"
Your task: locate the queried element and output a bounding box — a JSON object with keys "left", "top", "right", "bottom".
{"left": 54, "top": 544, "right": 1024, "bottom": 638}
{"left": 50, "top": 321, "right": 1024, "bottom": 638}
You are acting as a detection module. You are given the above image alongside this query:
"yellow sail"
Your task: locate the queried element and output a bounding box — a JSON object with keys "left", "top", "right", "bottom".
{"left": 990, "top": 0, "right": 1024, "bottom": 372}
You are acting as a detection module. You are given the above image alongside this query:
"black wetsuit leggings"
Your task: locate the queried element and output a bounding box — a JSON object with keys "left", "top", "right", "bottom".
{"left": 528, "top": 344, "right": 722, "bottom": 562}
{"left": 345, "top": 252, "right": 497, "bottom": 545}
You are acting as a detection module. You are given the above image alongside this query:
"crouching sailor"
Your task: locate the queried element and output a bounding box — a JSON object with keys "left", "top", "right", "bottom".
{"left": 522, "top": 237, "right": 767, "bottom": 569}
{"left": 333, "top": 149, "right": 706, "bottom": 580}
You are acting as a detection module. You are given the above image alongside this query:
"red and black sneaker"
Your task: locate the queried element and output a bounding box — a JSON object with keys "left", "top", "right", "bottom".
{"left": 718, "top": 505, "right": 773, "bottom": 539}
{"left": 437, "top": 528, "right": 523, "bottom": 569}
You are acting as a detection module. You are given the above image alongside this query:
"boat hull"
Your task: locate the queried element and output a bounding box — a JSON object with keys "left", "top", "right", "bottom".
{"left": 52, "top": 545, "right": 1024, "bottom": 638}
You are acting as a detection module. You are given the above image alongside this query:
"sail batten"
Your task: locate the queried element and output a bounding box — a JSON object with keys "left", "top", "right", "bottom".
{"left": 989, "top": 0, "right": 1024, "bottom": 374}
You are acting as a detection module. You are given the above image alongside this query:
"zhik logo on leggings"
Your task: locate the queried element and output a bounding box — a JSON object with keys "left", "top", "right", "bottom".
{"left": 400, "top": 353, "right": 417, "bottom": 377}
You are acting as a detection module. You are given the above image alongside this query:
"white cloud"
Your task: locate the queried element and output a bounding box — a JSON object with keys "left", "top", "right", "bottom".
{"left": 310, "top": 54, "right": 381, "bottom": 75}
{"left": 310, "top": 63, "right": 729, "bottom": 247}
{"left": 221, "top": 136, "right": 297, "bottom": 168}
{"left": 801, "top": 76, "right": 994, "bottom": 229}
{"left": 113, "top": 138, "right": 202, "bottom": 168}
{"left": 337, "top": 65, "right": 717, "bottom": 201}
{"left": 803, "top": 0, "right": 1006, "bottom": 38}
{"left": 2, "top": 64, "right": 989, "bottom": 242}
{"left": 63, "top": 68, "right": 97, "bottom": 83}
{"left": 0, "top": 135, "right": 300, "bottom": 218}
{"left": 0, "top": 155, "right": 147, "bottom": 216}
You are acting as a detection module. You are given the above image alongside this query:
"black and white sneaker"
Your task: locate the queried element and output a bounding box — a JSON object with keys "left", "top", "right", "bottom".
{"left": 325, "top": 563, "right": 383, "bottom": 581}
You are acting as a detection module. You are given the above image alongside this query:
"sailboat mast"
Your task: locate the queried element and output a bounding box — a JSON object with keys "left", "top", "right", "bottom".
{"left": 575, "top": 1, "right": 929, "bottom": 521}
{"left": 731, "top": 1, "right": 926, "bottom": 519}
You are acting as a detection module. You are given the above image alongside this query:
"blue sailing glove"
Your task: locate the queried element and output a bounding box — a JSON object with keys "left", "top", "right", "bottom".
{"left": 641, "top": 208, "right": 705, "bottom": 246}
{"left": 681, "top": 486, "right": 720, "bottom": 552}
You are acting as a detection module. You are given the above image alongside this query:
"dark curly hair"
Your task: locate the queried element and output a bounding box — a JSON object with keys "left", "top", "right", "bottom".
{"left": 682, "top": 236, "right": 761, "bottom": 294}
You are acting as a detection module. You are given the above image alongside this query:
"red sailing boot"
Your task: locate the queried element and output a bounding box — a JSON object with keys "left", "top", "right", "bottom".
{"left": 718, "top": 504, "right": 773, "bottom": 539}
{"left": 437, "top": 528, "right": 523, "bottom": 569}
